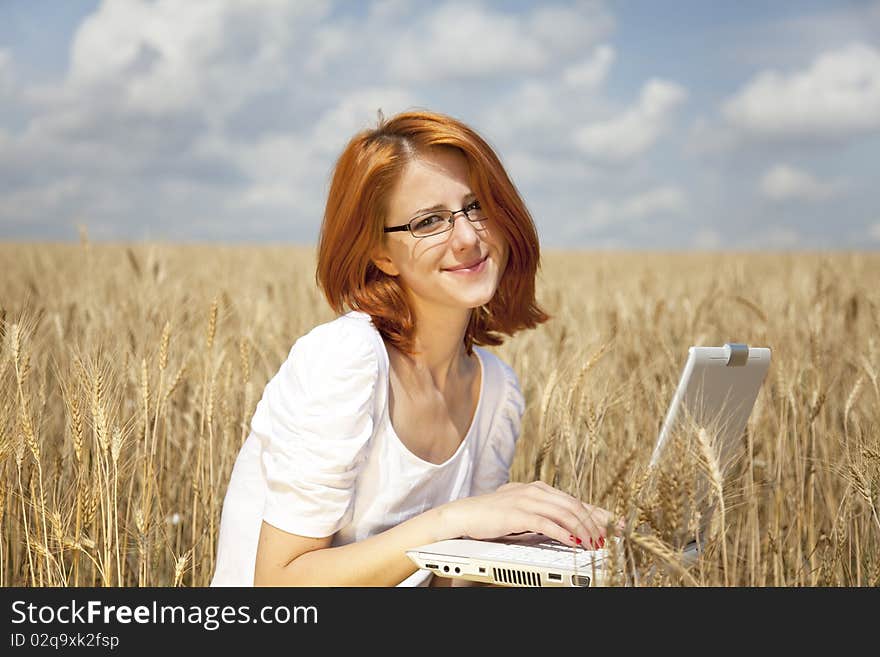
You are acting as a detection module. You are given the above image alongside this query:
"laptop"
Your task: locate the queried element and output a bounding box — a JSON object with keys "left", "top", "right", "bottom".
{"left": 406, "top": 342, "right": 772, "bottom": 587}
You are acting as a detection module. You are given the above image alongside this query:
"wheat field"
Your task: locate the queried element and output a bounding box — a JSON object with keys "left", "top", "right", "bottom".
{"left": 1, "top": 239, "right": 878, "bottom": 587}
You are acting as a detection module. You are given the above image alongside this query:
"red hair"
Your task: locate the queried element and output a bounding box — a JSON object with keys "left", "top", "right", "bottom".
{"left": 315, "top": 108, "right": 551, "bottom": 357}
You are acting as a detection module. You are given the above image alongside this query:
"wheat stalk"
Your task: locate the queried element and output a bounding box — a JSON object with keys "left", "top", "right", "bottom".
{"left": 732, "top": 295, "right": 768, "bottom": 324}
{"left": 625, "top": 531, "right": 700, "bottom": 586}
{"left": 2, "top": 245, "right": 878, "bottom": 587}
{"left": 695, "top": 427, "right": 728, "bottom": 586}
{"left": 533, "top": 366, "right": 559, "bottom": 481}
{"left": 173, "top": 550, "right": 191, "bottom": 587}
{"left": 844, "top": 375, "right": 864, "bottom": 441}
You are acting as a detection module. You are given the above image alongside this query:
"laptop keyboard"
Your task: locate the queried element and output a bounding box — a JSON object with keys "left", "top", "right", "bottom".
{"left": 482, "top": 540, "right": 614, "bottom": 568}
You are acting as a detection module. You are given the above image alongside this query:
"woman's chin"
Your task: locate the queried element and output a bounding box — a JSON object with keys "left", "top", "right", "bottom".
{"left": 427, "top": 273, "right": 500, "bottom": 309}
{"left": 451, "top": 289, "right": 497, "bottom": 310}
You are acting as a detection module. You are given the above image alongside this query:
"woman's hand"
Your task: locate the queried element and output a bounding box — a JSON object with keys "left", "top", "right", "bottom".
{"left": 439, "top": 481, "right": 625, "bottom": 549}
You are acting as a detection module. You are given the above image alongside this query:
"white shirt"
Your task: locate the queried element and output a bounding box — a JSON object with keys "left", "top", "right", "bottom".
{"left": 210, "top": 310, "right": 525, "bottom": 587}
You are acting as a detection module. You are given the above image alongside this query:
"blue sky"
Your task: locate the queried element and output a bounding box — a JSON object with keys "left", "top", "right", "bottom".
{"left": 1, "top": 0, "right": 878, "bottom": 249}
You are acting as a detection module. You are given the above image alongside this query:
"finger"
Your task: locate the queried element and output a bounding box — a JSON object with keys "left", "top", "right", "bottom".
{"left": 507, "top": 509, "right": 580, "bottom": 547}
{"left": 528, "top": 480, "right": 580, "bottom": 502}
{"left": 533, "top": 490, "right": 609, "bottom": 544}
{"left": 581, "top": 503, "right": 624, "bottom": 538}
{"left": 521, "top": 498, "right": 601, "bottom": 547}
{"left": 526, "top": 483, "right": 611, "bottom": 545}
{"left": 525, "top": 486, "right": 610, "bottom": 544}
{"left": 525, "top": 514, "right": 584, "bottom": 549}
{"left": 582, "top": 505, "right": 612, "bottom": 532}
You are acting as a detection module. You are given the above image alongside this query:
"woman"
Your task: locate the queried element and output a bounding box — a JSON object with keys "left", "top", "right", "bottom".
{"left": 211, "top": 108, "right": 621, "bottom": 587}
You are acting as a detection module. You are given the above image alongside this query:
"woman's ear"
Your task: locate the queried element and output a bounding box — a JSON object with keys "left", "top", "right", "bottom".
{"left": 370, "top": 244, "right": 399, "bottom": 277}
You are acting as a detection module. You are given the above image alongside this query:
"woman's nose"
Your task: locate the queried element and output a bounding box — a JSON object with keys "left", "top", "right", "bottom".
{"left": 447, "top": 213, "right": 481, "bottom": 244}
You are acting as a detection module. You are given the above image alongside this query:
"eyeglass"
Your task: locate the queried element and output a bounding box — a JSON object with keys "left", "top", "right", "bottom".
{"left": 383, "top": 200, "right": 489, "bottom": 239}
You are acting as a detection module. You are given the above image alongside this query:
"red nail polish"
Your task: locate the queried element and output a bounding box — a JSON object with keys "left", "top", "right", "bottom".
{"left": 575, "top": 537, "right": 583, "bottom": 545}
{"left": 599, "top": 537, "right": 605, "bottom": 548}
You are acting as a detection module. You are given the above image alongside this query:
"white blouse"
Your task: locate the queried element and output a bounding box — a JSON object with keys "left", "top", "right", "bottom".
{"left": 211, "top": 310, "right": 525, "bottom": 587}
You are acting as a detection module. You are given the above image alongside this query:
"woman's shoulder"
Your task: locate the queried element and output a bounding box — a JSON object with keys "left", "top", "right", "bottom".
{"left": 282, "top": 311, "right": 383, "bottom": 385}
{"left": 294, "top": 310, "right": 380, "bottom": 354}
{"left": 469, "top": 349, "right": 525, "bottom": 493}
{"left": 475, "top": 347, "right": 522, "bottom": 393}
{"left": 474, "top": 347, "right": 525, "bottom": 426}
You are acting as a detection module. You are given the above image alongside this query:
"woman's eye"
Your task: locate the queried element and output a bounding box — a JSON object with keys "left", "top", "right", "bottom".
{"left": 416, "top": 215, "right": 442, "bottom": 228}
{"left": 468, "top": 200, "right": 481, "bottom": 210}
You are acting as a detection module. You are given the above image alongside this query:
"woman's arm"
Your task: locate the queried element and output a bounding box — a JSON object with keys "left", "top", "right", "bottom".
{"left": 255, "top": 481, "right": 624, "bottom": 587}
{"left": 254, "top": 504, "right": 452, "bottom": 586}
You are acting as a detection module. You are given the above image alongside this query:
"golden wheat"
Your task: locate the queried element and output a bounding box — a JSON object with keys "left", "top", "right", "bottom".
{"left": 1, "top": 244, "right": 879, "bottom": 586}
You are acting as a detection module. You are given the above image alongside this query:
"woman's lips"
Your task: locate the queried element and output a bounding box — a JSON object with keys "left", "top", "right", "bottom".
{"left": 443, "top": 255, "right": 488, "bottom": 273}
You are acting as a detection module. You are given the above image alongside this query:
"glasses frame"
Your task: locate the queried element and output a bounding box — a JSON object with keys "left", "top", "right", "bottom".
{"left": 383, "top": 201, "right": 488, "bottom": 239}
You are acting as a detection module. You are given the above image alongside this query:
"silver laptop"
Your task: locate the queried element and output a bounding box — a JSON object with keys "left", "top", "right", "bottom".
{"left": 406, "top": 343, "right": 772, "bottom": 587}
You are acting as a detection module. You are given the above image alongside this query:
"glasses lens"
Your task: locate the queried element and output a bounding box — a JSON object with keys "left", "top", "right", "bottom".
{"left": 467, "top": 202, "right": 487, "bottom": 224}
{"left": 410, "top": 202, "right": 488, "bottom": 238}
{"left": 410, "top": 212, "right": 451, "bottom": 237}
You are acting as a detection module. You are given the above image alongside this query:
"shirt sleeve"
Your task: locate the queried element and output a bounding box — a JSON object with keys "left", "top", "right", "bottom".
{"left": 470, "top": 358, "right": 525, "bottom": 496}
{"left": 252, "top": 318, "right": 379, "bottom": 538}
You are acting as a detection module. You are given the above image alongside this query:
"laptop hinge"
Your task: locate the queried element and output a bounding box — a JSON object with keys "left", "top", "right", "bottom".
{"left": 724, "top": 343, "right": 749, "bottom": 367}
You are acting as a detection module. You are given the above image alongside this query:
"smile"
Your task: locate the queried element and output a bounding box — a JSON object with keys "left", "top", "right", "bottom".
{"left": 443, "top": 255, "right": 488, "bottom": 274}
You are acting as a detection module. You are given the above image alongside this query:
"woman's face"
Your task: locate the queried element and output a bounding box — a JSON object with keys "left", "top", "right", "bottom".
{"left": 372, "top": 147, "right": 509, "bottom": 313}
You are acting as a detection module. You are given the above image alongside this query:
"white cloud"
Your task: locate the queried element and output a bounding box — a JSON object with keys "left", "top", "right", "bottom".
{"left": 2, "top": 0, "right": 419, "bottom": 240}
{"left": 476, "top": 42, "right": 617, "bottom": 147}
{"left": 580, "top": 185, "right": 687, "bottom": 230}
{"left": 1, "top": 176, "right": 85, "bottom": 215}
{"left": 573, "top": 78, "right": 687, "bottom": 161}
{"left": 729, "top": 3, "right": 880, "bottom": 70}
{"left": 189, "top": 86, "right": 419, "bottom": 213}
{"left": 503, "top": 150, "right": 598, "bottom": 186}
{"left": 617, "top": 186, "right": 686, "bottom": 218}
{"left": 5, "top": 0, "right": 871, "bottom": 250}
{"left": 390, "top": 5, "right": 545, "bottom": 81}
{"left": 303, "top": 24, "right": 352, "bottom": 76}
{"left": 310, "top": 87, "right": 421, "bottom": 155}
{"left": 387, "top": 1, "right": 612, "bottom": 82}
{"left": 48, "top": 0, "right": 332, "bottom": 121}
{"left": 530, "top": 3, "right": 615, "bottom": 53}
{"left": 0, "top": 173, "right": 131, "bottom": 233}
{"left": 563, "top": 45, "right": 615, "bottom": 89}
{"left": 478, "top": 79, "right": 558, "bottom": 140}
{"left": 368, "top": 0, "right": 412, "bottom": 21}
{"left": 193, "top": 130, "right": 311, "bottom": 201}
{"left": 760, "top": 164, "right": 846, "bottom": 202}
{"left": 683, "top": 116, "right": 739, "bottom": 158}
{"left": 722, "top": 42, "right": 880, "bottom": 141}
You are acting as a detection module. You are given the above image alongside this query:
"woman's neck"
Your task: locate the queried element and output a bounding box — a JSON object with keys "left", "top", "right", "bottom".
{"left": 389, "top": 304, "right": 474, "bottom": 394}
